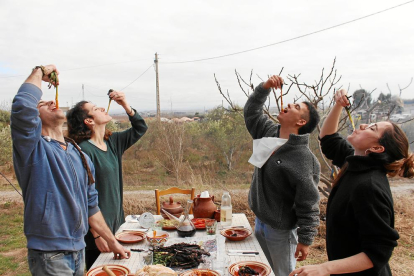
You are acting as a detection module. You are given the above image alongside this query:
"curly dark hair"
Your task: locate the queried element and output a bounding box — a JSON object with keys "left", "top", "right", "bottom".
{"left": 298, "top": 101, "right": 320, "bottom": 135}
{"left": 66, "top": 101, "right": 112, "bottom": 144}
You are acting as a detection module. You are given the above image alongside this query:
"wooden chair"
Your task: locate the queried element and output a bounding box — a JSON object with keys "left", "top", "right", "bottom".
{"left": 155, "top": 187, "right": 196, "bottom": 215}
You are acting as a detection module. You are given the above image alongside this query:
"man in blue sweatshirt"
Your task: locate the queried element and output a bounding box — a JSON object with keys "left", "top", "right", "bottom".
{"left": 11, "top": 64, "right": 130, "bottom": 275}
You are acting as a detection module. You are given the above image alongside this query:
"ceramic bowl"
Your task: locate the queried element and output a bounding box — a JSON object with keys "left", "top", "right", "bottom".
{"left": 146, "top": 230, "right": 169, "bottom": 247}
{"left": 228, "top": 261, "right": 271, "bottom": 276}
{"left": 86, "top": 264, "right": 130, "bottom": 276}
{"left": 220, "top": 227, "right": 252, "bottom": 241}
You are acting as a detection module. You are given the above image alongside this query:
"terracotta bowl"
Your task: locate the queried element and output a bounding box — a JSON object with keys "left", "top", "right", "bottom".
{"left": 220, "top": 227, "right": 252, "bottom": 241}
{"left": 115, "top": 231, "right": 146, "bottom": 244}
{"left": 86, "top": 264, "right": 130, "bottom": 276}
{"left": 228, "top": 261, "right": 271, "bottom": 276}
{"left": 146, "top": 230, "right": 169, "bottom": 247}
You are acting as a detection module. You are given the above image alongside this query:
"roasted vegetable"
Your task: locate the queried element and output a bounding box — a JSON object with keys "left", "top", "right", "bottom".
{"left": 152, "top": 243, "right": 210, "bottom": 269}
{"left": 47, "top": 71, "right": 59, "bottom": 109}
{"left": 107, "top": 89, "right": 114, "bottom": 113}
{"left": 238, "top": 266, "right": 259, "bottom": 276}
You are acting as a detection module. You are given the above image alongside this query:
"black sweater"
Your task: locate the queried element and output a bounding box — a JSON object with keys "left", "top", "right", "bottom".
{"left": 320, "top": 133, "right": 399, "bottom": 276}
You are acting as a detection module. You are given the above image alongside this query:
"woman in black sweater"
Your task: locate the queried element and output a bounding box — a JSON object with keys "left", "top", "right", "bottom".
{"left": 290, "top": 89, "right": 414, "bottom": 276}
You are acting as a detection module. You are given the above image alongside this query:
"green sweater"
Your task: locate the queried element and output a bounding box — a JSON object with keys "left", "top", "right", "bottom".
{"left": 80, "top": 110, "right": 147, "bottom": 241}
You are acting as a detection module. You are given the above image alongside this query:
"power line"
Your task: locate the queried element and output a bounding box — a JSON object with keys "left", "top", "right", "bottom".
{"left": 120, "top": 64, "right": 154, "bottom": 91}
{"left": 0, "top": 59, "right": 150, "bottom": 79}
{"left": 161, "top": 0, "right": 414, "bottom": 64}
{"left": 61, "top": 59, "right": 150, "bottom": 72}
{"left": 1, "top": 0, "right": 412, "bottom": 78}
{"left": 0, "top": 171, "right": 22, "bottom": 197}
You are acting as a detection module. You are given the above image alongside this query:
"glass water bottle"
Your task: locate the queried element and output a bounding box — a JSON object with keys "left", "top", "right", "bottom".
{"left": 220, "top": 192, "right": 232, "bottom": 226}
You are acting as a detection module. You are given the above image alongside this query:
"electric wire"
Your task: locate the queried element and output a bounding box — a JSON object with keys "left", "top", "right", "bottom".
{"left": 120, "top": 64, "right": 154, "bottom": 91}
{"left": 0, "top": 171, "right": 22, "bottom": 197}
{"left": 0, "top": 59, "right": 150, "bottom": 79}
{"left": 161, "top": 0, "right": 414, "bottom": 64}
{"left": 0, "top": 0, "right": 412, "bottom": 77}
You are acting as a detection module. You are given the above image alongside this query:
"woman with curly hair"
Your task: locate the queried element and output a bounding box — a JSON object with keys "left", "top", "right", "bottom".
{"left": 290, "top": 89, "right": 413, "bottom": 276}
{"left": 66, "top": 91, "right": 147, "bottom": 269}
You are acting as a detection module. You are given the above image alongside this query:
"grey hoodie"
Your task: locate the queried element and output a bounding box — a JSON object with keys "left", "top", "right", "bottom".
{"left": 244, "top": 83, "right": 320, "bottom": 245}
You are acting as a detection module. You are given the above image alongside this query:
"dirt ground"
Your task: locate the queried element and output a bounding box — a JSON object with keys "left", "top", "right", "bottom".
{"left": 1, "top": 177, "right": 413, "bottom": 202}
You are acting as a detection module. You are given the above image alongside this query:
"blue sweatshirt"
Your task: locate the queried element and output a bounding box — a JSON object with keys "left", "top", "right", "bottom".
{"left": 11, "top": 83, "right": 100, "bottom": 251}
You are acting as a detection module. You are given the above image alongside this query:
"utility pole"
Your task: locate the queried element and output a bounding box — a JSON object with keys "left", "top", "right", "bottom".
{"left": 155, "top": 53, "right": 161, "bottom": 121}
{"left": 82, "top": 84, "right": 85, "bottom": 100}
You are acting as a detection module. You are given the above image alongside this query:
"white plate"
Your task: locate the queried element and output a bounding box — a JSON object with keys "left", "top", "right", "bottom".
{"left": 139, "top": 212, "right": 155, "bottom": 229}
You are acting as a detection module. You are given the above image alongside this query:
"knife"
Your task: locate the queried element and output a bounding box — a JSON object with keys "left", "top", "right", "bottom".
{"left": 228, "top": 250, "right": 259, "bottom": 254}
{"left": 228, "top": 253, "right": 258, "bottom": 256}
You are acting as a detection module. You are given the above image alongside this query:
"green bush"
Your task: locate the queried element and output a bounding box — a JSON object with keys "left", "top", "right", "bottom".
{"left": 0, "top": 126, "right": 12, "bottom": 168}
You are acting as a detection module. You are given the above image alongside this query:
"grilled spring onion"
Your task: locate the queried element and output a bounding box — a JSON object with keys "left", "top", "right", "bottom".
{"left": 280, "top": 84, "right": 284, "bottom": 110}
{"left": 107, "top": 99, "right": 112, "bottom": 113}
{"left": 345, "top": 106, "right": 355, "bottom": 130}
{"left": 48, "top": 72, "right": 59, "bottom": 109}
{"left": 107, "top": 89, "right": 114, "bottom": 113}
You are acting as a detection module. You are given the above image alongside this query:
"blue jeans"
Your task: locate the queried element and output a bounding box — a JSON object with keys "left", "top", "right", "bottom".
{"left": 28, "top": 248, "right": 85, "bottom": 276}
{"left": 254, "top": 218, "right": 298, "bottom": 276}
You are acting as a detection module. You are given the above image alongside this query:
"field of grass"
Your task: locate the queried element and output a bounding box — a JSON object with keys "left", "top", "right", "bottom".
{"left": 0, "top": 186, "right": 413, "bottom": 275}
{"left": 0, "top": 201, "right": 30, "bottom": 276}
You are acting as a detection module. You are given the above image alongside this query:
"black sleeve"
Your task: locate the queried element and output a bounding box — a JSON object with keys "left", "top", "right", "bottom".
{"left": 319, "top": 133, "right": 354, "bottom": 168}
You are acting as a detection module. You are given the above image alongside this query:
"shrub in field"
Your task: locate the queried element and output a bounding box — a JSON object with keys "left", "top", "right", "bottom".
{"left": 203, "top": 106, "right": 251, "bottom": 171}
{"left": 0, "top": 126, "right": 12, "bottom": 169}
{"left": 0, "top": 109, "right": 10, "bottom": 129}
{"left": 149, "top": 122, "right": 190, "bottom": 184}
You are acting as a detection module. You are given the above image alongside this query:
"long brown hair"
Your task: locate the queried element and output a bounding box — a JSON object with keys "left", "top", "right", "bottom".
{"left": 66, "top": 101, "right": 112, "bottom": 144}
{"left": 64, "top": 137, "right": 95, "bottom": 185}
{"left": 333, "top": 122, "right": 414, "bottom": 187}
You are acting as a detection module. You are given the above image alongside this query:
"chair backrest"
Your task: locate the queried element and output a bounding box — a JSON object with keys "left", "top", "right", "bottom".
{"left": 155, "top": 187, "right": 196, "bottom": 215}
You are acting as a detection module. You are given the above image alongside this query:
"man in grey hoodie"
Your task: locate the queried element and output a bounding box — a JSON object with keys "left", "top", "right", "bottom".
{"left": 11, "top": 64, "right": 130, "bottom": 275}
{"left": 244, "top": 75, "right": 320, "bottom": 276}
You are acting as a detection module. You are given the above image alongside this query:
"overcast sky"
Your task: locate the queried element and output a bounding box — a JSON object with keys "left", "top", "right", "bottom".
{"left": 1, "top": 0, "right": 413, "bottom": 114}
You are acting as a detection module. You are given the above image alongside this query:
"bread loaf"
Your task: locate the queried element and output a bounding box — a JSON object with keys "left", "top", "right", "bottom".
{"left": 135, "top": 264, "right": 177, "bottom": 276}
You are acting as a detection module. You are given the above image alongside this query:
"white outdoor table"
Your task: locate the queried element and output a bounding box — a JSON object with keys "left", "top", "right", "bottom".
{"left": 90, "top": 213, "right": 274, "bottom": 276}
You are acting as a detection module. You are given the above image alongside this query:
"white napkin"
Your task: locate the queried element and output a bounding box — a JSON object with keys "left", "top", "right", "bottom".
{"left": 248, "top": 137, "right": 288, "bottom": 168}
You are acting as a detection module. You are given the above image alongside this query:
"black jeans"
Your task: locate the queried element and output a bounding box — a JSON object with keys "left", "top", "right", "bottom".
{"left": 85, "top": 247, "right": 101, "bottom": 271}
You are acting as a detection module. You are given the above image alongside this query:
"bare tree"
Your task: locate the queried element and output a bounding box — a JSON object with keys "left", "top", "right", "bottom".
{"left": 215, "top": 58, "right": 346, "bottom": 197}
{"left": 153, "top": 122, "right": 188, "bottom": 184}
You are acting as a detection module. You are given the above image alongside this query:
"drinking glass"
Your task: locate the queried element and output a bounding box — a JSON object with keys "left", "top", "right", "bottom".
{"left": 142, "top": 250, "right": 153, "bottom": 265}
{"left": 205, "top": 219, "right": 217, "bottom": 235}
